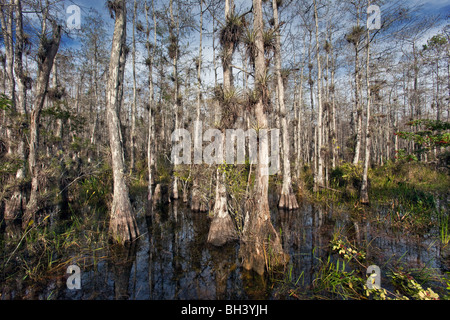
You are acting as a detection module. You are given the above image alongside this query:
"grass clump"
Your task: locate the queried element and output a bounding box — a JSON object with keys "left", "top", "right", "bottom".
{"left": 371, "top": 161, "right": 449, "bottom": 199}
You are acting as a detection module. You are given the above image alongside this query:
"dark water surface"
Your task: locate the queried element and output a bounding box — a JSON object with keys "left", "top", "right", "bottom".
{"left": 2, "top": 195, "right": 449, "bottom": 300}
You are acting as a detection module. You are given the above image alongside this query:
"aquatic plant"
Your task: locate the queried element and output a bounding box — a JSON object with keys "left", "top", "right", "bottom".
{"left": 390, "top": 271, "right": 440, "bottom": 300}
{"left": 312, "top": 254, "right": 366, "bottom": 300}
{"left": 331, "top": 238, "right": 366, "bottom": 262}
{"left": 437, "top": 208, "right": 450, "bottom": 246}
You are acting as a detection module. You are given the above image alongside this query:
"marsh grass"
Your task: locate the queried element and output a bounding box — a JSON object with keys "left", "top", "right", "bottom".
{"left": 311, "top": 254, "right": 366, "bottom": 300}
{"left": 307, "top": 161, "right": 449, "bottom": 238}
{"left": 281, "top": 239, "right": 449, "bottom": 300}
{"left": 437, "top": 208, "right": 450, "bottom": 246}
{"left": 370, "top": 161, "right": 449, "bottom": 200}
{"left": 0, "top": 206, "right": 109, "bottom": 294}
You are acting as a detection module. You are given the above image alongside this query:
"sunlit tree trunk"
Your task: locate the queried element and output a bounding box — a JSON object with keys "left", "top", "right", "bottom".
{"left": 313, "top": 0, "right": 324, "bottom": 192}
{"left": 296, "top": 66, "right": 304, "bottom": 180}
{"left": 130, "top": 0, "right": 138, "bottom": 173}
{"left": 360, "top": 14, "right": 372, "bottom": 205}
{"left": 351, "top": 8, "right": 363, "bottom": 165}
{"left": 4, "top": 0, "right": 27, "bottom": 221}
{"left": 273, "top": 0, "right": 298, "bottom": 210}
{"left": 106, "top": 0, "right": 139, "bottom": 243}
{"left": 0, "top": 0, "right": 15, "bottom": 155}
{"left": 146, "top": 0, "right": 157, "bottom": 203}
{"left": 23, "top": 12, "right": 61, "bottom": 228}
{"left": 207, "top": 0, "right": 237, "bottom": 246}
{"left": 170, "top": 0, "right": 180, "bottom": 200}
{"left": 191, "top": 0, "right": 207, "bottom": 212}
{"left": 239, "top": 0, "right": 286, "bottom": 275}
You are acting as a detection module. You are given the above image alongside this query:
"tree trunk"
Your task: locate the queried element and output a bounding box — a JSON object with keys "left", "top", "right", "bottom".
{"left": 313, "top": 0, "right": 324, "bottom": 191}
{"left": 239, "top": 0, "right": 287, "bottom": 275}
{"left": 207, "top": 0, "right": 237, "bottom": 245}
{"left": 352, "top": 11, "right": 362, "bottom": 165}
{"left": 106, "top": 0, "right": 139, "bottom": 243}
{"left": 52, "top": 62, "right": 69, "bottom": 218}
{"left": 146, "top": 0, "right": 157, "bottom": 204}
{"left": 296, "top": 66, "right": 304, "bottom": 180}
{"left": 330, "top": 47, "right": 337, "bottom": 169}
{"left": 170, "top": 0, "right": 180, "bottom": 200}
{"left": 0, "top": 1, "right": 15, "bottom": 155}
{"left": 130, "top": 0, "right": 138, "bottom": 173}
{"left": 207, "top": 168, "right": 237, "bottom": 246}
{"left": 23, "top": 20, "right": 61, "bottom": 229}
{"left": 191, "top": 0, "right": 206, "bottom": 212}
{"left": 360, "top": 16, "right": 372, "bottom": 205}
{"left": 4, "top": 0, "right": 27, "bottom": 221}
{"left": 273, "top": 0, "right": 298, "bottom": 210}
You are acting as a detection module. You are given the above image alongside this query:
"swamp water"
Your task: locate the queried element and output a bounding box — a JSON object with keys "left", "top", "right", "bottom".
{"left": 1, "top": 195, "right": 449, "bottom": 300}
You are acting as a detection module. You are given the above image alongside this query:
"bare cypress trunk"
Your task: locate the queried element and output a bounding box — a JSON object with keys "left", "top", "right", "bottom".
{"left": 352, "top": 10, "right": 362, "bottom": 165}
{"left": 273, "top": 0, "right": 298, "bottom": 210}
{"left": 146, "top": 0, "right": 157, "bottom": 204}
{"left": 51, "top": 62, "right": 69, "bottom": 218}
{"left": 360, "top": 18, "right": 372, "bottom": 205}
{"left": 170, "top": 0, "right": 180, "bottom": 200}
{"left": 207, "top": 167, "right": 237, "bottom": 245}
{"left": 239, "top": 0, "right": 287, "bottom": 275}
{"left": 296, "top": 66, "right": 304, "bottom": 180}
{"left": 106, "top": 0, "right": 139, "bottom": 243}
{"left": 330, "top": 44, "right": 337, "bottom": 169}
{"left": 130, "top": 0, "right": 138, "bottom": 173}
{"left": 313, "top": 0, "right": 324, "bottom": 191}
{"left": 23, "top": 18, "right": 61, "bottom": 228}
{"left": 307, "top": 30, "right": 315, "bottom": 169}
{"left": 0, "top": 1, "right": 15, "bottom": 155}
{"left": 207, "top": 0, "right": 237, "bottom": 246}
{"left": 4, "top": 0, "right": 27, "bottom": 221}
{"left": 191, "top": 0, "right": 204, "bottom": 212}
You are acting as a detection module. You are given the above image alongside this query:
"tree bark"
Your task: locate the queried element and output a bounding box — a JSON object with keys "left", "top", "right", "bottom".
{"left": 313, "top": 0, "right": 324, "bottom": 191}
{"left": 191, "top": 0, "right": 206, "bottom": 212}
{"left": 4, "top": 0, "right": 27, "bottom": 221}
{"left": 360, "top": 13, "right": 372, "bottom": 205}
{"left": 106, "top": 0, "right": 139, "bottom": 243}
{"left": 239, "top": 0, "right": 287, "bottom": 275}
{"left": 207, "top": 0, "right": 237, "bottom": 245}
{"left": 352, "top": 8, "right": 362, "bottom": 165}
{"left": 273, "top": 0, "right": 298, "bottom": 210}
{"left": 130, "top": 0, "right": 138, "bottom": 173}
{"left": 296, "top": 66, "right": 304, "bottom": 180}
{"left": 146, "top": 0, "right": 157, "bottom": 204}
{"left": 207, "top": 167, "right": 237, "bottom": 246}
{"left": 0, "top": 0, "right": 15, "bottom": 155}
{"left": 23, "top": 19, "right": 61, "bottom": 229}
{"left": 170, "top": 0, "right": 180, "bottom": 200}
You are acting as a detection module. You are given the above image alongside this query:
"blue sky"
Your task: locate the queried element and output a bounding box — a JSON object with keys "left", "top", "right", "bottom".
{"left": 59, "top": 0, "right": 450, "bottom": 49}
{"left": 25, "top": 0, "right": 449, "bottom": 90}
{"left": 60, "top": 0, "right": 450, "bottom": 51}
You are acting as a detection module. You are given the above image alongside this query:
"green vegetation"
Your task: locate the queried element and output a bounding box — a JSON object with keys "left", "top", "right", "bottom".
{"left": 395, "top": 119, "right": 450, "bottom": 162}
{"left": 272, "top": 158, "right": 449, "bottom": 300}
{"left": 1, "top": 0, "right": 449, "bottom": 301}
{"left": 304, "top": 160, "right": 449, "bottom": 235}
{"left": 276, "top": 234, "right": 450, "bottom": 300}
{"left": 0, "top": 208, "right": 109, "bottom": 293}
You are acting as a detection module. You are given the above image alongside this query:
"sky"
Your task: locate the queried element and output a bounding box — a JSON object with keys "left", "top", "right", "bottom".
{"left": 14, "top": 0, "right": 450, "bottom": 95}
{"left": 61, "top": 0, "right": 450, "bottom": 59}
